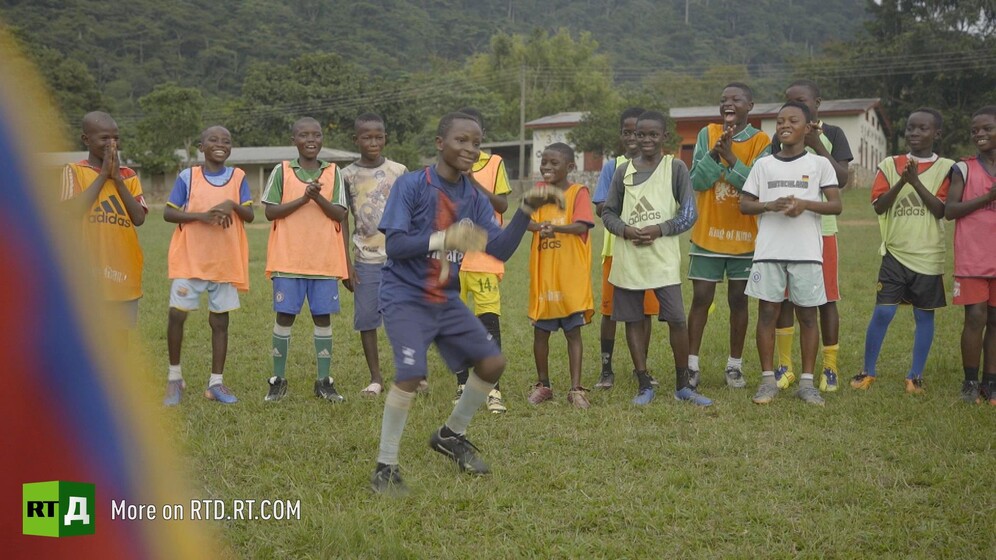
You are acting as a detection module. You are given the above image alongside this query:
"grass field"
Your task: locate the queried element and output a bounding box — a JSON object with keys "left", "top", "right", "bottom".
{"left": 139, "top": 188, "right": 995, "bottom": 558}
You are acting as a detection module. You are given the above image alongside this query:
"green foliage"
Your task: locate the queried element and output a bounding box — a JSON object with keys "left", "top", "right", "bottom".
{"left": 28, "top": 46, "right": 105, "bottom": 146}
{"left": 569, "top": 89, "right": 680, "bottom": 157}
{"left": 125, "top": 83, "right": 203, "bottom": 175}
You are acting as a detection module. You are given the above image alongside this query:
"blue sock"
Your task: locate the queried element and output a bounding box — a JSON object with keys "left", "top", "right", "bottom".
{"left": 863, "top": 305, "right": 897, "bottom": 376}
{"left": 909, "top": 308, "right": 934, "bottom": 379}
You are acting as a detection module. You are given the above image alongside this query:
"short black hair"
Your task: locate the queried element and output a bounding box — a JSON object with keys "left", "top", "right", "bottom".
{"left": 355, "top": 112, "right": 384, "bottom": 129}
{"left": 972, "top": 105, "right": 996, "bottom": 119}
{"left": 437, "top": 112, "right": 480, "bottom": 138}
{"left": 200, "top": 125, "right": 231, "bottom": 142}
{"left": 779, "top": 101, "right": 812, "bottom": 122}
{"left": 724, "top": 82, "right": 753, "bottom": 101}
{"left": 544, "top": 142, "right": 575, "bottom": 162}
{"left": 636, "top": 110, "right": 668, "bottom": 129}
{"left": 291, "top": 116, "right": 321, "bottom": 133}
{"left": 787, "top": 79, "right": 821, "bottom": 99}
{"left": 457, "top": 107, "right": 485, "bottom": 130}
{"left": 619, "top": 107, "right": 645, "bottom": 127}
{"left": 81, "top": 111, "right": 116, "bottom": 134}
{"left": 910, "top": 107, "right": 943, "bottom": 130}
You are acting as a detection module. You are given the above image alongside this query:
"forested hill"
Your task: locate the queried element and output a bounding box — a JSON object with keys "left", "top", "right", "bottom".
{"left": 1, "top": 0, "right": 866, "bottom": 103}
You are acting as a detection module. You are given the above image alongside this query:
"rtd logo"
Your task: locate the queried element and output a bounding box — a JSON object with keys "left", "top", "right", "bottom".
{"left": 22, "top": 481, "right": 95, "bottom": 537}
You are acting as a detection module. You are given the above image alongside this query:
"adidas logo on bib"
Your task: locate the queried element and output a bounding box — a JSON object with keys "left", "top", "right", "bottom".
{"left": 628, "top": 196, "right": 662, "bottom": 224}
{"left": 894, "top": 192, "right": 926, "bottom": 217}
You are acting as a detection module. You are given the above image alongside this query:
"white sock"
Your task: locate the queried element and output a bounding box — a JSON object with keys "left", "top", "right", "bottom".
{"left": 727, "top": 356, "right": 743, "bottom": 369}
{"left": 168, "top": 364, "right": 182, "bottom": 381}
{"left": 800, "top": 373, "right": 815, "bottom": 389}
{"left": 688, "top": 355, "right": 700, "bottom": 371}
{"left": 760, "top": 371, "right": 776, "bottom": 386}
{"left": 446, "top": 372, "right": 495, "bottom": 435}
{"left": 376, "top": 385, "right": 417, "bottom": 465}
{"left": 209, "top": 373, "right": 223, "bottom": 387}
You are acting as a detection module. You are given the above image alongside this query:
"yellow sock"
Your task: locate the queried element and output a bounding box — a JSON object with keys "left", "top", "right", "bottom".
{"left": 823, "top": 344, "right": 839, "bottom": 373}
{"left": 775, "top": 326, "right": 794, "bottom": 372}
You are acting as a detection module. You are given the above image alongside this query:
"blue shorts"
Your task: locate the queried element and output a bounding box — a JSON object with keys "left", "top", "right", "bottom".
{"left": 272, "top": 277, "right": 340, "bottom": 316}
{"left": 532, "top": 311, "right": 588, "bottom": 333}
{"left": 382, "top": 299, "right": 501, "bottom": 382}
{"left": 353, "top": 262, "right": 383, "bottom": 331}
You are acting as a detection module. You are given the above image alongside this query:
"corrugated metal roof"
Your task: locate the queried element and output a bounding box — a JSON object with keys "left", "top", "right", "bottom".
{"left": 669, "top": 98, "right": 882, "bottom": 120}
{"left": 40, "top": 146, "right": 360, "bottom": 168}
{"left": 525, "top": 111, "right": 587, "bottom": 129}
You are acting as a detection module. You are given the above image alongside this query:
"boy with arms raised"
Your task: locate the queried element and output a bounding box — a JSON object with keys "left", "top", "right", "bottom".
{"left": 851, "top": 109, "right": 953, "bottom": 394}
{"left": 772, "top": 80, "right": 852, "bottom": 393}
{"left": 741, "top": 102, "right": 842, "bottom": 406}
{"left": 370, "top": 112, "right": 561, "bottom": 493}
{"left": 687, "top": 82, "right": 771, "bottom": 389}
{"left": 602, "top": 111, "right": 710, "bottom": 407}
{"left": 163, "top": 125, "right": 254, "bottom": 405}
{"left": 340, "top": 113, "right": 408, "bottom": 397}
{"left": 592, "top": 107, "right": 660, "bottom": 389}
{"left": 944, "top": 105, "right": 996, "bottom": 405}
{"left": 451, "top": 107, "right": 510, "bottom": 414}
{"left": 262, "top": 117, "right": 352, "bottom": 403}
{"left": 527, "top": 143, "right": 595, "bottom": 409}
{"left": 60, "top": 111, "right": 148, "bottom": 328}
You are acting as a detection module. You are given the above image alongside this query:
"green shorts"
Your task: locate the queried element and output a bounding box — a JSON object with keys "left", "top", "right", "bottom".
{"left": 688, "top": 253, "right": 753, "bottom": 282}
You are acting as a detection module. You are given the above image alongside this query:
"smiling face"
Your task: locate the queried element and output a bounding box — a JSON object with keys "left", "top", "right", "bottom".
{"left": 436, "top": 117, "right": 482, "bottom": 176}
{"left": 620, "top": 116, "right": 639, "bottom": 156}
{"left": 82, "top": 118, "right": 120, "bottom": 163}
{"left": 904, "top": 112, "right": 940, "bottom": 156}
{"left": 775, "top": 105, "right": 811, "bottom": 149}
{"left": 292, "top": 120, "right": 323, "bottom": 161}
{"left": 354, "top": 120, "right": 386, "bottom": 164}
{"left": 200, "top": 126, "right": 232, "bottom": 166}
{"left": 635, "top": 118, "right": 666, "bottom": 159}
{"left": 539, "top": 148, "right": 575, "bottom": 188}
{"left": 970, "top": 113, "right": 996, "bottom": 155}
{"left": 719, "top": 86, "right": 753, "bottom": 129}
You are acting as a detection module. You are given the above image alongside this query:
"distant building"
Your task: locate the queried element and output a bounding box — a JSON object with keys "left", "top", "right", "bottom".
{"left": 524, "top": 112, "right": 604, "bottom": 184}
{"left": 42, "top": 146, "right": 360, "bottom": 201}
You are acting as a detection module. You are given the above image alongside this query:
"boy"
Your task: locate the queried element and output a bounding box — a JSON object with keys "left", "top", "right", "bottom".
{"left": 527, "top": 143, "right": 595, "bottom": 408}
{"left": 163, "top": 125, "right": 254, "bottom": 405}
{"left": 340, "top": 113, "right": 408, "bottom": 397}
{"left": 601, "top": 111, "right": 710, "bottom": 407}
{"left": 851, "top": 109, "right": 953, "bottom": 394}
{"left": 60, "top": 111, "right": 148, "bottom": 328}
{"left": 452, "top": 107, "right": 510, "bottom": 414}
{"left": 772, "top": 80, "right": 852, "bottom": 393}
{"left": 943, "top": 105, "right": 996, "bottom": 405}
{"left": 370, "top": 112, "right": 561, "bottom": 494}
{"left": 741, "top": 101, "right": 842, "bottom": 406}
{"left": 591, "top": 107, "right": 660, "bottom": 390}
{"left": 262, "top": 117, "right": 352, "bottom": 403}
{"left": 687, "top": 82, "right": 771, "bottom": 389}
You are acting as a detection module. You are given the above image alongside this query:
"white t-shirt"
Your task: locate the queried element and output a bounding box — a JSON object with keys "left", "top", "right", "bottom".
{"left": 742, "top": 152, "right": 838, "bottom": 262}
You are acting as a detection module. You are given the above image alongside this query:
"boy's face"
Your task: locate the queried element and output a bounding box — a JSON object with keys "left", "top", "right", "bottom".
{"left": 82, "top": 120, "right": 119, "bottom": 160}
{"left": 353, "top": 121, "right": 386, "bottom": 161}
{"left": 904, "top": 112, "right": 940, "bottom": 154}
{"left": 719, "top": 86, "right": 753, "bottom": 127}
{"left": 436, "top": 118, "right": 482, "bottom": 173}
{"left": 620, "top": 117, "right": 639, "bottom": 154}
{"left": 635, "top": 119, "right": 666, "bottom": 158}
{"left": 784, "top": 85, "right": 820, "bottom": 121}
{"left": 775, "top": 106, "right": 811, "bottom": 147}
{"left": 970, "top": 113, "right": 996, "bottom": 153}
{"left": 292, "top": 122, "right": 323, "bottom": 160}
{"left": 539, "top": 149, "right": 575, "bottom": 186}
{"left": 200, "top": 126, "right": 233, "bottom": 165}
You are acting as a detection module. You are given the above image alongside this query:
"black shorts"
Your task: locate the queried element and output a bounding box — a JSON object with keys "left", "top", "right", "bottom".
{"left": 875, "top": 252, "right": 946, "bottom": 309}
{"left": 611, "top": 284, "right": 685, "bottom": 324}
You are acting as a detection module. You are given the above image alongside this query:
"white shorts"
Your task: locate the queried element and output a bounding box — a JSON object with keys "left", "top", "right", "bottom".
{"left": 169, "top": 279, "right": 240, "bottom": 313}
{"left": 745, "top": 262, "right": 827, "bottom": 308}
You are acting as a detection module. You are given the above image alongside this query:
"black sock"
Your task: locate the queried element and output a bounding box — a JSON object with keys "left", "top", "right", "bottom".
{"left": 982, "top": 372, "right": 996, "bottom": 384}
{"left": 456, "top": 369, "right": 469, "bottom": 385}
{"left": 600, "top": 338, "right": 614, "bottom": 374}
{"left": 479, "top": 313, "right": 502, "bottom": 350}
{"left": 675, "top": 367, "right": 691, "bottom": 391}
{"left": 965, "top": 367, "right": 980, "bottom": 382}
{"left": 539, "top": 378, "right": 551, "bottom": 388}
{"left": 635, "top": 370, "right": 652, "bottom": 391}
{"left": 440, "top": 425, "right": 458, "bottom": 438}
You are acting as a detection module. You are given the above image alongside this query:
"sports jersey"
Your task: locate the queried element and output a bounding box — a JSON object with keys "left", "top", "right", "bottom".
{"left": 594, "top": 154, "right": 630, "bottom": 259}
{"left": 341, "top": 158, "right": 408, "bottom": 264}
{"left": 871, "top": 154, "right": 953, "bottom": 275}
{"left": 528, "top": 184, "right": 594, "bottom": 322}
{"left": 378, "top": 165, "right": 529, "bottom": 308}
{"left": 689, "top": 124, "right": 771, "bottom": 255}
{"left": 772, "top": 121, "right": 852, "bottom": 235}
{"left": 743, "top": 152, "right": 838, "bottom": 263}
{"left": 60, "top": 161, "right": 148, "bottom": 301}
{"left": 167, "top": 166, "right": 251, "bottom": 290}
{"left": 460, "top": 152, "right": 512, "bottom": 275}
{"left": 952, "top": 156, "right": 996, "bottom": 277}
{"left": 263, "top": 160, "right": 349, "bottom": 279}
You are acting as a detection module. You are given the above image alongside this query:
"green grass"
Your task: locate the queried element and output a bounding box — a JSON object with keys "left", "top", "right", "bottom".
{"left": 139, "top": 189, "right": 995, "bottom": 558}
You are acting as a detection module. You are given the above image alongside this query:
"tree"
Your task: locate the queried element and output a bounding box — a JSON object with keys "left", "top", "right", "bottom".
{"left": 125, "top": 83, "right": 204, "bottom": 177}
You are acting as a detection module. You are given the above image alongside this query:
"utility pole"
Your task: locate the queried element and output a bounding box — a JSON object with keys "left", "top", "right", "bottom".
{"left": 518, "top": 64, "right": 526, "bottom": 180}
